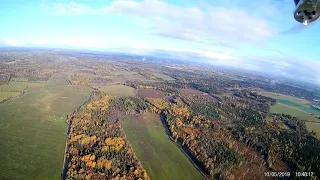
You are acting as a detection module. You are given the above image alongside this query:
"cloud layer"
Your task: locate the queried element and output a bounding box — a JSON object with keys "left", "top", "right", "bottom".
{"left": 42, "top": 0, "right": 279, "bottom": 46}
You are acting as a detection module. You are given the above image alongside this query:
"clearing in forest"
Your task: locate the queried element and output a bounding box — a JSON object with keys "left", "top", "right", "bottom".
{"left": 180, "top": 88, "right": 216, "bottom": 101}
{"left": 153, "top": 73, "right": 175, "bottom": 81}
{"left": 121, "top": 113, "right": 202, "bottom": 180}
{"left": 99, "top": 84, "right": 135, "bottom": 97}
{"left": 261, "top": 91, "right": 309, "bottom": 105}
{"left": 136, "top": 88, "right": 166, "bottom": 99}
{"left": 0, "top": 73, "right": 92, "bottom": 180}
{"left": 264, "top": 92, "right": 320, "bottom": 138}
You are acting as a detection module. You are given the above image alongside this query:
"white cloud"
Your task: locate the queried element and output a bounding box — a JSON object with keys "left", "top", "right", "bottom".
{"left": 103, "top": 0, "right": 276, "bottom": 45}
{"left": 53, "top": 1, "right": 90, "bottom": 14}
{"left": 45, "top": 0, "right": 278, "bottom": 46}
{"left": 3, "top": 38, "right": 19, "bottom": 46}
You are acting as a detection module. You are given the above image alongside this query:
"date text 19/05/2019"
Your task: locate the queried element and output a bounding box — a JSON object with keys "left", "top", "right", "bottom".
{"left": 264, "top": 172, "right": 315, "bottom": 177}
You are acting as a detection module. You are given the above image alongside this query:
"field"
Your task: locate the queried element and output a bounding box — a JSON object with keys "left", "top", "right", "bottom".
{"left": 270, "top": 103, "right": 319, "bottom": 122}
{"left": 261, "top": 91, "right": 309, "bottom": 105}
{"left": 10, "top": 77, "right": 29, "bottom": 82}
{"left": 264, "top": 91, "right": 320, "bottom": 138}
{"left": 0, "top": 91, "right": 20, "bottom": 101}
{"left": 0, "top": 81, "right": 45, "bottom": 92}
{"left": 0, "top": 73, "right": 92, "bottom": 180}
{"left": 99, "top": 85, "right": 135, "bottom": 97}
{"left": 153, "top": 73, "right": 175, "bottom": 81}
{"left": 137, "top": 88, "right": 166, "bottom": 99}
{"left": 47, "top": 73, "right": 69, "bottom": 86}
{"left": 278, "top": 99, "right": 320, "bottom": 115}
{"left": 180, "top": 88, "right": 216, "bottom": 101}
{"left": 305, "top": 122, "right": 320, "bottom": 137}
{"left": 122, "top": 113, "right": 202, "bottom": 180}
{"left": 101, "top": 71, "right": 147, "bottom": 84}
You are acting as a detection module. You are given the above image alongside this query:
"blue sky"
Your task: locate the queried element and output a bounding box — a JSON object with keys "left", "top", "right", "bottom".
{"left": 0, "top": 0, "right": 319, "bottom": 84}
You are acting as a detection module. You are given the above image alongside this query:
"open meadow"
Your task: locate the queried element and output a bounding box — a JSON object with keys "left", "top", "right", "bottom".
{"left": 99, "top": 84, "right": 135, "bottom": 97}
{"left": 153, "top": 73, "right": 175, "bottom": 81}
{"left": 0, "top": 81, "right": 45, "bottom": 92}
{"left": 270, "top": 103, "right": 319, "bottom": 122}
{"left": 261, "top": 91, "right": 310, "bottom": 105}
{"left": 121, "top": 113, "right": 202, "bottom": 180}
{"left": 0, "top": 73, "right": 92, "bottom": 180}
{"left": 264, "top": 91, "right": 320, "bottom": 138}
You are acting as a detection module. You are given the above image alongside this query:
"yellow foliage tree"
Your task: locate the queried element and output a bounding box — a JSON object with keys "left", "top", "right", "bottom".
{"left": 104, "top": 137, "right": 125, "bottom": 152}
{"left": 97, "top": 157, "right": 113, "bottom": 170}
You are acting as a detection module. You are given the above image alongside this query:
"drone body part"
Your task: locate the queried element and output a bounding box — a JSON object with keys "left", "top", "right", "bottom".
{"left": 293, "top": 0, "right": 320, "bottom": 25}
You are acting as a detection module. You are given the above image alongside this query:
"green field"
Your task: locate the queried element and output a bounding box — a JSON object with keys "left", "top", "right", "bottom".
{"left": 261, "top": 91, "right": 309, "bottom": 105}
{"left": 10, "top": 77, "right": 29, "bottom": 82}
{"left": 99, "top": 85, "right": 135, "bottom": 97}
{"left": 277, "top": 99, "right": 320, "bottom": 116}
{"left": 264, "top": 91, "right": 320, "bottom": 138}
{"left": 270, "top": 103, "right": 319, "bottom": 122}
{"left": 0, "top": 91, "right": 20, "bottom": 101}
{"left": 47, "top": 73, "right": 69, "bottom": 86}
{"left": 122, "top": 113, "right": 202, "bottom": 180}
{"left": 0, "top": 73, "right": 92, "bottom": 180}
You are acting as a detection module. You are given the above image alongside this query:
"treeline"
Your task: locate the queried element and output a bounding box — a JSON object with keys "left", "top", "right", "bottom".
{"left": 227, "top": 90, "right": 320, "bottom": 177}
{"left": 0, "top": 74, "right": 10, "bottom": 85}
{"left": 65, "top": 91, "right": 149, "bottom": 180}
{"left": 145, "top": 95, "right": 243, "bottom": 178}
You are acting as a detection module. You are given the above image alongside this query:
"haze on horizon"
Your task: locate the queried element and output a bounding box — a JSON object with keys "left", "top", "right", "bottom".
{"left": 1, "top": 0, "right": 319, "bottom": 85}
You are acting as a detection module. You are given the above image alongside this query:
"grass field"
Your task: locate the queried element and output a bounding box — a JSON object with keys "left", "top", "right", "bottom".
{"left": 47, "top": 73, "right": 69, "bottom": 86}
{"left": 0, "top": 73, "right": 92, "bottom": 180}
{"left": 265, "top": 91, "right": 320, "bottom": 138}
{"left": 10, "top": 77, "right": 29, "bottom": 82}
{"left": 261, "top": 91, "right": 309, "bottom": 105}
{"left": 306, "top": 122, "right": 320, "bottom": 137}
{"left": 0, "top": 81, "right": 46, "bottom": 92}
{"left": 122, "top": 113, "right": 202, "bottom": 180}
{"left": 270, "top": 103, "right": 319, "bottom": 122}
{"left": 154, "top": 73, "right": 175, "bottom": 81}
{"left": 0, "top": 91, "right": 20, "bottom": 101}
{"left": 99, "top": 85, "right": 135, "bottom": 97}
{"left": 137, "top": 89, "right": 166, "bottom": 99}
{"left": 278, "top": 99, "right": 320, "bottom": 115}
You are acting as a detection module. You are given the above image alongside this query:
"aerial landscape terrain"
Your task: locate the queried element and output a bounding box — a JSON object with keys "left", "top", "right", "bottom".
{"left": 1, "top": 0, "right": 320, "bottom": 179}
{"left": 0, "top": 48, "right": 319, "bottom": 180}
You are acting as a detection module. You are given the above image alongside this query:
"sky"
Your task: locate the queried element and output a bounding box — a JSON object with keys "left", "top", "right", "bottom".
{"left": 0, "top": 0, "right": 319, "bottom": 85}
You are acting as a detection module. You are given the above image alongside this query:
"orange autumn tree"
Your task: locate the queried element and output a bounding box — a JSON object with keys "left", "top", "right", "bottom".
{"left": 81, "top": 154, "right": 96, "bottom": 168}
{"left": 171, "top": 105, "right": 190, "bottom": 118}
